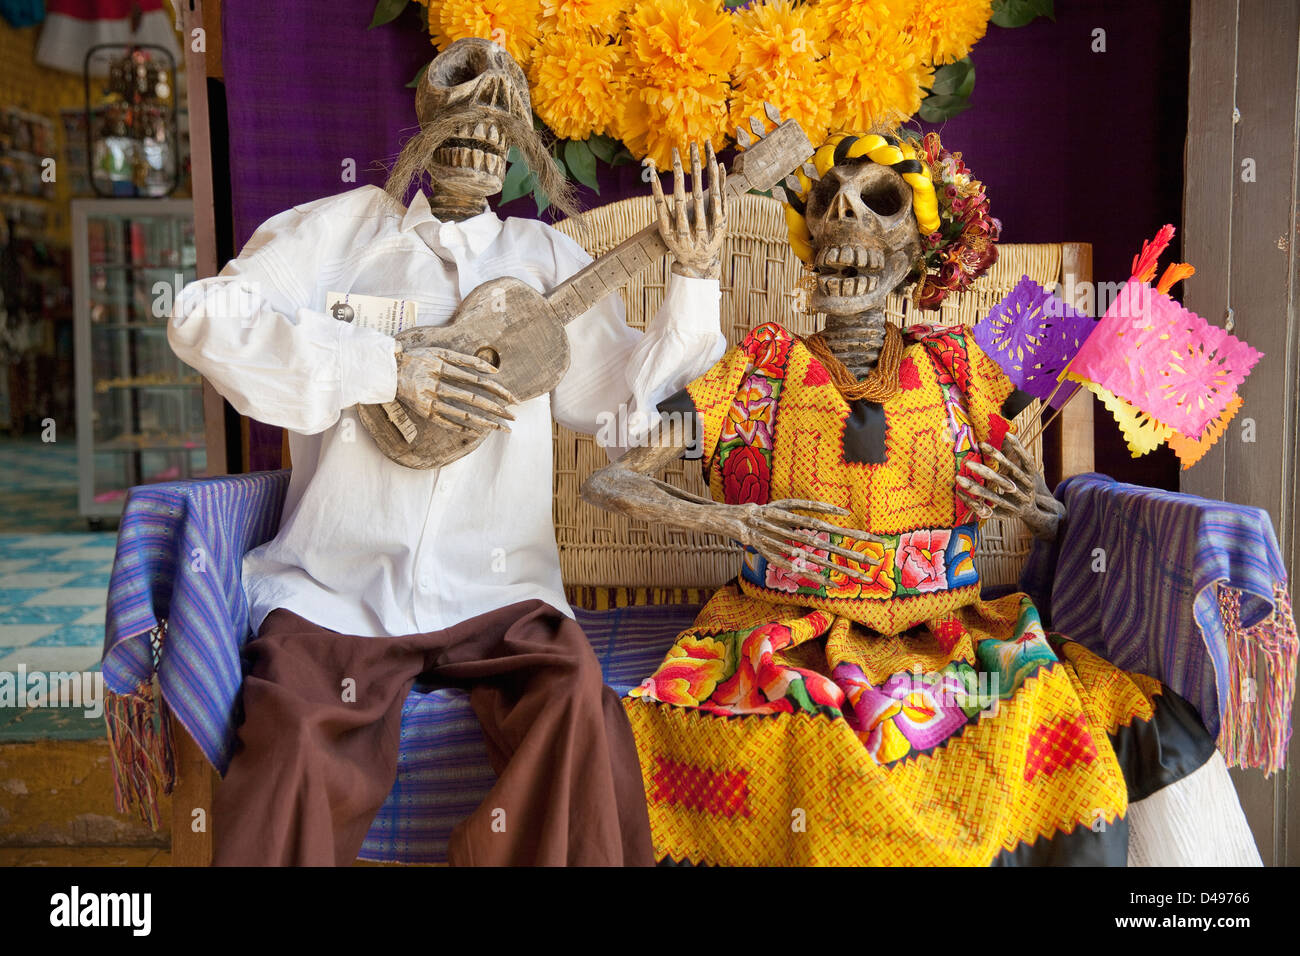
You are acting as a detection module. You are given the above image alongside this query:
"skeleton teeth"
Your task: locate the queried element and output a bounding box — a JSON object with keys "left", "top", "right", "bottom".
{"left": 473, "top": 121, "right": 488, "bottom": 141}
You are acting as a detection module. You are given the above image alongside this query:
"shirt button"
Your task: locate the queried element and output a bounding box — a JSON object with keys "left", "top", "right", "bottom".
{"left": 438, "top": 479, "right": 454, "bottom": 495}
{"left": 418, "top": 575, "right": 432, "bottom": 591}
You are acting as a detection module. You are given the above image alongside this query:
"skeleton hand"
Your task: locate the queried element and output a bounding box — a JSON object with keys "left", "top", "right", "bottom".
{"left": 395, "top": 345, "right": 519, "bottom": 437}
{"left": 647, "top": 141, "right": 726, "bottom": 281}
{"left": 710, "top": 497, "right": 887, "bottom": 587}
{"left": 955, "top": 434, "right": 1066, "bottom": 542}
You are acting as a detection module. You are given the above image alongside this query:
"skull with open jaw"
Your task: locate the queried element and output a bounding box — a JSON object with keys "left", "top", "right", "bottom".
{"left": 804, "top": 159, "right": 921, "bottom": 317}
{"left": 417, "top": 37, "right": 528, "bottom": 197}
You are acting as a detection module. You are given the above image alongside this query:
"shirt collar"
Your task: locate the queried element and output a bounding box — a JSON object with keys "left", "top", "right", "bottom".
{"left": 401, "top": 190, "right": 503, "bottom": 258}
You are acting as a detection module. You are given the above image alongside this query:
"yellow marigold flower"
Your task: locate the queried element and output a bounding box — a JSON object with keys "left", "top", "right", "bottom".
{"left": 822, "top": 31, "right": 933, "bottom": 131}
{"left": 907, "top": 0, "right": 993, "bottom": 65}
{"left": 539, "top": 0, "right": 626, "bottom": 36}
{"left": 431, "top": 0, "right": 542, "bottom": 69}
{"left": 813, "top": 0, "right": 915, "bottom": 41}
{"left": 618, "top": 80, "right": 732, "bottom": 169}
{"left": 619, "top": 0, "right": 737, "bottom": 165}
{"left": 529, "top": 32, "right": 626, "bottom": 140}
{"left": 625, "top": 0, "right": 738, "bottom": 86}
{"left": 730, "top": 0, "right": 834, "bottom": 146}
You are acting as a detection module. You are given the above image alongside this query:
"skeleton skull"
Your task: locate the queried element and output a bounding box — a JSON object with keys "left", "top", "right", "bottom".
{"left": 416, "top": 38, "right": 531, "bottom": 196}
{"left": 804, "top": 161, "right": 922, "bottom": 315}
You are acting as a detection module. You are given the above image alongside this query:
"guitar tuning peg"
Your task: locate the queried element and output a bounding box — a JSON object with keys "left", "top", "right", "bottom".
{"left": 762, "top": 101, "right": 782, "bottom": 124}
{"left": 748, "top": 115, "right": 766, "bottom": 138}
{"left": 801, "top": 162, "right": 820, "bottom": 181}
{"left": 771, "top": 185, "right": 788, "bottom": 204}
{"left": 735, "top": 127, "right": 752, "bottom": 148}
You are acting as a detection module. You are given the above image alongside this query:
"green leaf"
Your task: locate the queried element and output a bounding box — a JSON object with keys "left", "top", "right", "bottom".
{"left": 586, "top": 133, "right": 620, "bottom": 165}
{"left": 368, "top": 0, "right": 409, "bottom": 29}
{"left": 956, "top": 61, "right": 976, "bottom": 99}
{"left": 405, "top": 63, "right": 428, "bottom": 89}
{"left": 928, "top": 57, "right": 973, "bottom": 97}
{"left": 564, "top": 139, "right": 600, "bottom": 194}
{"left": 532, "top": 154, "right": 566, "bottom": 214}
{"left": 500, "top": 150, "right": 535, "bottom": 205}
{"left": 990, "top": 0, "right": 1054, "bottom": 28}
{"left": 918, "top": 93, "right": 973, "bottom": 123}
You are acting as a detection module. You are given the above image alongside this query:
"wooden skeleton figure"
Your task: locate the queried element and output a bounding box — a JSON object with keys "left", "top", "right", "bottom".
{"left": 362, "top": 40, "right": 817, "bottom": 471}
{"left": 583, "top": 135, "right": 1064, "bottom": 591}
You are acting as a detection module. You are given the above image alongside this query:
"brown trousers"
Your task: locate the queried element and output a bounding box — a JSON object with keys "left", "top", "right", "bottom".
{"left": 212, "top": 600, "right": 653, "bottom": 866}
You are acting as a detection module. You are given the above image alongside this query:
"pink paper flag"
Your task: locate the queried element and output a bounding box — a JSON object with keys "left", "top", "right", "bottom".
{"left": 1067, "top": 279, "right": 1262, "bottom": 437}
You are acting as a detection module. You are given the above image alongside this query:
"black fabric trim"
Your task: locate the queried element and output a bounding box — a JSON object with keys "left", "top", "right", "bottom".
{"left": 1111, "top": 684, "right": 1217, "bottom": 803}
{"left": 892, "top": 158, "right": 924, "bottom": 176}
{"left": 841, "top": 399, "right": 888, "bottom": 465}
{"left": 786, "top": 193, "right": 805, "bottom": 215}
{"left": 990, "top": 816, "right": 1130, "bottom": 867}
{"left": 656, "top": 388, "right": 704, "bottom": 462}
{"left": 1001, "top": 388, "right": 1036, "bottom": 421}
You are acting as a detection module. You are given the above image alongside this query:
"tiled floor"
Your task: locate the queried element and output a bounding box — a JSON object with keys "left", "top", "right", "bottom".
{"left": 0, "top": 436, "right": 86, "bottom": 534}
{"left": 0, "top": 533, "right": 115, "bottom": 675}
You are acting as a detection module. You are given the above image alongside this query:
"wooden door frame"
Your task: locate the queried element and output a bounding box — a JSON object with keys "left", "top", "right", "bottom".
{"left": 1182, "top": 0, "right": 1300, "bottom": 866}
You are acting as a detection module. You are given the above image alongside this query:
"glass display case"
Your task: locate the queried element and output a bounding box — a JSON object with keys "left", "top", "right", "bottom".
{"left": 72, "top": 199, "right": 202, "bottom": 523}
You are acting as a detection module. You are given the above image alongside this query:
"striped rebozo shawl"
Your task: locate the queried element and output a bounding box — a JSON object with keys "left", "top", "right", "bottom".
{"left": 1020, "top": 472, "right": 1296, "bottom": 774}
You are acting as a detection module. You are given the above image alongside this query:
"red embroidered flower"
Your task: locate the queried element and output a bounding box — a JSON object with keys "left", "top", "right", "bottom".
{"left": 743, "top": 323, "right": 793, "bottom": 379}
{"left": 897, "top": 355, "right": 921, "bottom": 390}
{"left": 721, "top": 445, "right": 771, "bottom": 504}
{"left": 896, "top": 529, "right": 951, "bottom": 593}
{"left": 921, "top": 333, "right": 972, "bottom": 393}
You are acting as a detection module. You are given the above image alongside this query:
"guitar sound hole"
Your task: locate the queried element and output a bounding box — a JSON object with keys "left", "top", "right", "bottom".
{"left": 475, "top": 346, "right": 500, "bottom": 368}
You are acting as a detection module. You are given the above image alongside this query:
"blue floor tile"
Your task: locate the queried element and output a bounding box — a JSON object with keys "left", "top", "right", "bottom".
{"left": 31, "top": 624, "right": 106, "bottom": 647}
{"left": 0, "top": 605, "right": 98, "bottom": 625}
{"left": 0, "top": 588, "right": 45, "bottom": 606}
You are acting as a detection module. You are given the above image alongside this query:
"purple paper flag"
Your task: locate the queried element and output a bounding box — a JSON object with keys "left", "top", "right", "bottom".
{"left": 972, "top": 275, "right": 1097, "bottom": 408}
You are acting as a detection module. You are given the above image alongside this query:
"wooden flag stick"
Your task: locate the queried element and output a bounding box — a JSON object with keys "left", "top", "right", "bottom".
{"left": 1022, "top": 383, "right": 1082, "bottom": 448}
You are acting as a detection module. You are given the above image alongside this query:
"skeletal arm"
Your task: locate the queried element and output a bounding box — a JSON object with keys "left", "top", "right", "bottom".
{"left": 581, "top": 419, "right": 881, "bottom": 585}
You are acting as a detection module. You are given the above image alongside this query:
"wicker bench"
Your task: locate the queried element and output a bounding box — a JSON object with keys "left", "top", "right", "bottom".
{"left": 157, "top": 194, "right": 1094, "bottom": 864}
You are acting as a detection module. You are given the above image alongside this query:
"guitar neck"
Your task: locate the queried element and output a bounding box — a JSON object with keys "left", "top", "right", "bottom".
{"left": 546, "top": 119, "right": 812, "bottom": 323}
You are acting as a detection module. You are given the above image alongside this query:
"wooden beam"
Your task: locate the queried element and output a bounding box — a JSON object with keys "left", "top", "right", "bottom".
{"left": 174, "top": 0, "right": 224, "bottom": 866}
{"left": 1183, "top": 0, "right": 1300, "bottom": 866}
{"left": 168, "top": 715, "right": 214, "bottom": 866}
{"left": 1058, "top": 242, "right": 1095, "bottom": 480}
{"left": 181, "top": 0, "right": 227, "bottom": 479}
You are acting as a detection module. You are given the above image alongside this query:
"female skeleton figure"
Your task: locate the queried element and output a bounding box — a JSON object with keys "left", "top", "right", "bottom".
{"left": 582, "top": 131, "right": 1257, "bottom": 867}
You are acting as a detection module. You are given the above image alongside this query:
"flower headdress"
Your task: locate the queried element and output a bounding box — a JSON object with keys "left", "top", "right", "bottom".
{"left": 781, "top": 129, "right": 1001, "bottom": 310}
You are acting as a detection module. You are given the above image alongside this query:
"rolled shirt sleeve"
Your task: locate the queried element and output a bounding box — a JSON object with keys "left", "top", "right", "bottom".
{"left": 167, "top": 204, "right": 398, "bottom": 436}
{"left": 546, "top": 226, "right": 725, "bottom": 456}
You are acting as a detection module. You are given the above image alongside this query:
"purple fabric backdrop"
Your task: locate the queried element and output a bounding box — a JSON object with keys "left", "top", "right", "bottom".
{"left": 222, "top": 0, "right": 1188, "bottom": 482}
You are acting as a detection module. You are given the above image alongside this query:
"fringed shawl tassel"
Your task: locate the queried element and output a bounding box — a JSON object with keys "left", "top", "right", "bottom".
{"left": 1218, "top": 583, "right": 1298, "bottom": 776}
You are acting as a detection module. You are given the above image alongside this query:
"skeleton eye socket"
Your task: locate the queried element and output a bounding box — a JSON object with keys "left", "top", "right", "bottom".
{"left": 860, "top": 181, "right": 906, "bottom": 217}
{"left": 808, "top": 175, "right": 843, "bottom": 214}
{"left": 444, "top": 62, "right": 480, "bottom": 85}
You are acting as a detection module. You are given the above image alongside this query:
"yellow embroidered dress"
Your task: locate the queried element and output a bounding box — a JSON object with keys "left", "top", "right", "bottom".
{"left": 627, "top": 322, "right": 1213, "bottom": 866}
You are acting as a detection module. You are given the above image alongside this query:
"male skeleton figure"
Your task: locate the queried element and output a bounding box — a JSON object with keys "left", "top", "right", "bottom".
{"left": 168, "top": 38, "right": 728, "bottom": 866}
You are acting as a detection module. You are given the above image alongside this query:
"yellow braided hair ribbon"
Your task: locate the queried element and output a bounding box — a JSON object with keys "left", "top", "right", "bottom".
{"left": 785, "top": 131, "right": 941, "bottom": 263}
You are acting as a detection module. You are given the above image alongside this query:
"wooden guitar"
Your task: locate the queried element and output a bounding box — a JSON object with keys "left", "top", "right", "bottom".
{"left": 359, "top": 106, "right": 813, "bottom": 469}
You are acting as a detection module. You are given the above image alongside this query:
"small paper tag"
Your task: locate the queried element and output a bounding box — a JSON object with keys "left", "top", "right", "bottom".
{"left": 325, "top": 291, "right": 418, "bottom": 336}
